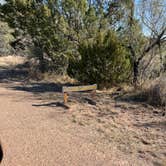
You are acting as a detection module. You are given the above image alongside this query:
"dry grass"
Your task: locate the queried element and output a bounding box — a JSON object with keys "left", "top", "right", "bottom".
{"left": 142, "top": 74, "right": 166, "bottom": 107}
{"left": 43, "top": 73, "right": 77, "bottom": 84}
{"left": 0, "top": 55, "right": 26, "bottom": 68}
{"left": 0, "top": 55, "right": 76, "bottom": 85}
{"left": 112, "top": 76, "right": 166, "bottom": 109}
{"left": 67, "top": 95, "right": 166, "bottom": 165}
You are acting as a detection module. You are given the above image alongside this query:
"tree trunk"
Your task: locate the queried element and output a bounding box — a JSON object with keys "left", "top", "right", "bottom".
{"left": 38, "top": 52, "right": 46, "bottom": 73}
{"left": 133, "top": 61, "right": 139, "bottom": 87}
{"left": 34, "top": 41, "right": 46, "bottom": 73}
{"left": 158, "top": 42, "right": 164, "bottom": 74}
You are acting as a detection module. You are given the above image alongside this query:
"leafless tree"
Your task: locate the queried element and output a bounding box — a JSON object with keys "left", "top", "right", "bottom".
{"left": 137, "top": 0, "right": 166, "bottom": 76}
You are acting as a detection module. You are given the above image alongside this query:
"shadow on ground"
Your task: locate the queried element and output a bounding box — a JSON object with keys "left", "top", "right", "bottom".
{"left": 134, "top": 121, "right": 166, "bottom": 130}
{"left": 113, "top": 90, "right": 148, "bottom": 103}
{"left": 0, "top": 68, "right": 28, "bottom": 83}
{"left": 32, "top": 101, "right": 70, "bottom": 109}
{"left": 0, "top": 62, "right": 29, "bottom": 83}
{"left": 11, "top": 82, "right": 63, "bottom": 93}
{"left": 0, "top": 62, "right": 75, "bottom": 93}
{"left": 0, "top": 64, "right": 97, "bottom": 107}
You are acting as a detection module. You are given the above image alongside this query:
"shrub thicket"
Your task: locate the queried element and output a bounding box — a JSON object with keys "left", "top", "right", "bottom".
{"left": 68, "top": 31, "right": 131, "bottom": 88}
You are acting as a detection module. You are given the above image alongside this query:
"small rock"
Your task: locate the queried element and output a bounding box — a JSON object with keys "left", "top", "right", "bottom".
{"left": 141, "top": 138, "right": 151, "bottom": 145}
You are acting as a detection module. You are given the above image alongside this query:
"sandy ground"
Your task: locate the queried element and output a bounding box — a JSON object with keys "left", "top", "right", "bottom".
{"left": 0, "top": 56, "right": 165, "bottom": 166}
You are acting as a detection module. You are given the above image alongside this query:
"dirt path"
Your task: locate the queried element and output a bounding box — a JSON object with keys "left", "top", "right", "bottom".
{"left": 0, "top": 82, "right": 140, "bottom": 166}
{"left": 0, "top": 83, "right": 114, "bottom": 166}
{"left": 0, "top": 56, "right": 165, "bottom": 166}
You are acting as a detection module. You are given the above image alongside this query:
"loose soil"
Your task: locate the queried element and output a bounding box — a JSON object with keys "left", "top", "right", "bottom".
{"left": 0, "top": 56, "right": 165, "bottom": 166}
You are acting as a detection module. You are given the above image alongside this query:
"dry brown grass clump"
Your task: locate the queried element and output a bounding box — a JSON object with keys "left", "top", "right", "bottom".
{"left": 112, "top": 76, "right": 165, "bottom": 110}
{"left": 143, "top": 74, "right": 166, "bottom": 107}
{"left": 43, "top": 73, "right": 77, "bottom": 84}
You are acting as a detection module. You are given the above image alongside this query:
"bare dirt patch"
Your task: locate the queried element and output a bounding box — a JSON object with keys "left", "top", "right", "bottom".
{"left": 0, "top": 55, "right": 26, "bottom": 68}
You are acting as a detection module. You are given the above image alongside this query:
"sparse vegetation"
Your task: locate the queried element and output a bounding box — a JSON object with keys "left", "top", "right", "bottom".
{"left": 1, "top": 0, "right": 165, "bottom": 87}
{"left": 0, "top": 0, "right": 165, "bottom": 165}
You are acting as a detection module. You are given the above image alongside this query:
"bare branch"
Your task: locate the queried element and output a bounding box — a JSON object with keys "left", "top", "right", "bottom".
{"left": 138, "top": 27, "right": 166, "bottom": 62}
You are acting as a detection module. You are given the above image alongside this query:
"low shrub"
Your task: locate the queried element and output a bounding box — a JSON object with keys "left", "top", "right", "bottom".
{"left": 146, "top": 75, "right": 166, "bottom": 107}
{"left": 68, "top": 30, "right": 131, "bottom": 88}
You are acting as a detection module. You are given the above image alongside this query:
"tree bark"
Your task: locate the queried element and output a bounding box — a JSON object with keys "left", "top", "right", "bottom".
{"left": 132, "top": 28, "right": 166, "bottom": 86}
{"left": 158, "top": 42, "right": 164, "bottom": 74}
{"left": 38, "top": 53, "right": 46, "bottom": 73}
{"left": 34, "top": 41, "right": 46, "bottom": 73}
{"left": 133, "top": 61, "right": 139, "bottom": 87}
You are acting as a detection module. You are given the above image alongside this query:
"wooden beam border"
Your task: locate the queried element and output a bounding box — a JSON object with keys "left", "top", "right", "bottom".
{"left": 62, "top": 84, "right": 97, "bottom": 104}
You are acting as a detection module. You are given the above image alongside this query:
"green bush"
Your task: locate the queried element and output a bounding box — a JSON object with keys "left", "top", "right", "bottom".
{"left": 0, "top": 21, "right": 14, "bottom": 55}
{"left": 68, "top": 30, "right": 131, "bottom": 88}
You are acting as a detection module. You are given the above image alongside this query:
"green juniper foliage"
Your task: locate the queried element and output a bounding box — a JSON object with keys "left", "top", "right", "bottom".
{"left": 68, "top": 30, "right": 131, "bottom": 87}
{"left": 1, "top": 0, "right": 165, "bottom": 86}
{"left": 0, "top": 21, "right": 14, "bottom": 55}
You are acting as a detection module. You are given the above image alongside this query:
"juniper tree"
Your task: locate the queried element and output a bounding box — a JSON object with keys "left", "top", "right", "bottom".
{"left": 0, "top": 21, "right": 14, "bottom": 55}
